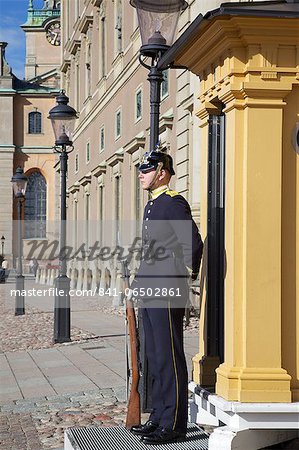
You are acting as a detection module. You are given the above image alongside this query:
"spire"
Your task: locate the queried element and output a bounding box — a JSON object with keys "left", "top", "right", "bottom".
{"left": 28, "top": 0, "right": 33, "bottom": 10}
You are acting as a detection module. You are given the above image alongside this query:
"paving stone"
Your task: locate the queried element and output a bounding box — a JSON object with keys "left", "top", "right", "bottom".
{"left": 45, "top": 395, "right": 71, "bottom": 402}
{"left": 99, "top": 387, "right": 114, "bottom": 398}
{"left": 15, "top": 397, "right": 46, "bottom": 405}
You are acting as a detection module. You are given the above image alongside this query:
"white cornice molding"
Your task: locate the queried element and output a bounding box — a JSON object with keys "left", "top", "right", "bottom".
{"left": 68, "top": 39, "right": 81, "bottom": 56}
{"left": 78, "top": 15, "right": 93, "bottom": 34}
{"left": 91, "top": 161, "right": 107, "bottom": 177}
{"left": 123, "top": 135, "right": 146, "bottom": 155}
{"left": 61, "top": 59, "right": 71, "bottom": 73}
{"left": 68, "top": 182, "right": 80, "bottom": 194}
{"left": 106, "top": 148, "right": 124, "bottom": 167}
{"left": 78, "top": 173, "right": 92, "bottom": 186}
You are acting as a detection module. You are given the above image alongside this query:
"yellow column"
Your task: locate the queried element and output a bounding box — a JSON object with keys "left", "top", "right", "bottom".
{"left": 215, "top": 86, "right": 292, "bottom": 402}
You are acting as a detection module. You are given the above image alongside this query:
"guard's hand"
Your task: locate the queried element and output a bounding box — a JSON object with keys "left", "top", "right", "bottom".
{"left": 191, "top": 271, "right": 198, "bottom": 281}
{"left": 187, "top": 267, "right": 198, "bottom": 284}
{"left": 126, "top": 288, "right": 133, "bottom": 300}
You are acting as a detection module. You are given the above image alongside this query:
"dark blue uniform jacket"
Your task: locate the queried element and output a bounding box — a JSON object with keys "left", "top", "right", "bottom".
{"left": 131, "top": 190, "right": 203, "bottom": 302}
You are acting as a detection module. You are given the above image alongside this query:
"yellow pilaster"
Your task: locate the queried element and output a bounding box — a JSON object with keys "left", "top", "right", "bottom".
{"left": 174, "top": 15, "right": 299, "bottom": 403}
{"left": 216, "top": 87, "right": 292, "bottom": 402}
{"left": 281, "top": 92, "right": 299, "bottom": 402}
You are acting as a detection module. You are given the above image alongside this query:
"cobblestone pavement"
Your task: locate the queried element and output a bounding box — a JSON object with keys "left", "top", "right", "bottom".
{"left": 0, "top": 305, "right": 96, "bottom": 353}
{"left": 0, "top": 388, "right": 130, "bottom": 450}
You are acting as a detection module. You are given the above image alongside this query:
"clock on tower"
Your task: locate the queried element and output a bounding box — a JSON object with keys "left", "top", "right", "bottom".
{"left": 46, "top": 21, "right": 61, "bottom": 46}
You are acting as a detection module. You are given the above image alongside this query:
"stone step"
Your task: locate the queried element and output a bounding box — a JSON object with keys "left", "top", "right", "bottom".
{"left": 64, "top": 424, "right": 209, "bottom": 450}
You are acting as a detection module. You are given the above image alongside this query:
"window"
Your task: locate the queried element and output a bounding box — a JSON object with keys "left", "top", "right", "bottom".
{"left": 86, "top": 142, "right": 90, "bottom": 163}
{"left": 115, "top": 176, "right": 120, "bottom": 221}
{"left": 74, "top": 199, "right": 78, "bottom": 250}
{"left": 86, "top": 30, "right": 92, "bottom": 98}
{"left": 75, "top": 61, "right": 80, "bottom": 111}
{"left": 135, "top": 88, "right": 142, "bottom": 121}
{"left": 100, "top": 16, "right": 106, "bottom": 77}
{"left": 161, "top": 70, "right": 169, "bottom": 99}
{"left": 75, "top": 154, "right": 79, "bottom": 173}
{"left": 28, "top": 111, "right": 42, "bottom": 134}
{"left": 135, "top": 165, "right": 141, "bottom": 220}
{"left": 98, "top": 185, "right": 104, "bottom": 244}
{"left": 75, "top": 0, "right": 79, "bottom": 18}
{"left": 115, "top": 109, "right": 121, "bottom": 139}
{"left": 133, "top": 10, "right": 138, "bottom": 30}
{"left": 115, "top": 0, "right": 122, "bottom": 53}
{"left": 24, "top": 172, "right": 47, "bottom": 238}
{"left": 100, "top": 126, "right": 105, "bottom": 152}
{"left": 85, "top": 193, "right": 90, "bottom": 249}
{"left": 115, "top": 176, "right": 120, "bottom": 241}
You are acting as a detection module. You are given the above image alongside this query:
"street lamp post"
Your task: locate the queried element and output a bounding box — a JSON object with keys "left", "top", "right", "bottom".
{"left": 130, "top": 0, "right": 187, "bottom": 150}
{"left": 48, "top": 90, "right": 78, "bottom": 344}
{"left": 11, "top": 167, "right": 28, "bottom": 315}
{"left": 1, "top": 236, "right": 5, "bottom": 258}
{"left": 130, "top": 0, "right": 188, "bottom": 412}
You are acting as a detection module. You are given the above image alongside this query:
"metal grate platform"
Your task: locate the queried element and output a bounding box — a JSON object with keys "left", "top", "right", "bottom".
{"left": 65, "top": 424, "right": 209, "bottom": 450}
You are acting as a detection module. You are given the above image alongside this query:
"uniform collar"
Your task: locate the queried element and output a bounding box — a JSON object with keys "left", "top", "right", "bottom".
{"left": 150, "top": 185, "right": 169, "bottom": 200}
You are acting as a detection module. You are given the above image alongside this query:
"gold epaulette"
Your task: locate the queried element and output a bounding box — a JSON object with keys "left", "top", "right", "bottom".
{"left": 166, "top": 190, "right": 179, "bottom": 197}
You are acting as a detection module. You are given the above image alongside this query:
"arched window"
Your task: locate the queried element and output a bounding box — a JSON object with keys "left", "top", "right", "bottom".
{"left": 28, "top": 111, "right": 42, "bottom": 134}
{"left": 24, "top": 172, "right": 47, "bottom": 238}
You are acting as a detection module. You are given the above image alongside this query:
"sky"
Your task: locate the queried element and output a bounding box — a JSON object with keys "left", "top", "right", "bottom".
{"left": 0, "top": 0, "right": 45, "bottom": 79}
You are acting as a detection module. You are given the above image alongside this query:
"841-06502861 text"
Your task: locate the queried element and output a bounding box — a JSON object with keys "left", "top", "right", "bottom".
{"left": 9, "top": 287, "right": 182, "bottom": 298}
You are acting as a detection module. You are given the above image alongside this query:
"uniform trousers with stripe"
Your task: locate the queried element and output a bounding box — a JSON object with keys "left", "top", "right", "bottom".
{"left": 141, "top": 301, "right": 188, "bottom": 434}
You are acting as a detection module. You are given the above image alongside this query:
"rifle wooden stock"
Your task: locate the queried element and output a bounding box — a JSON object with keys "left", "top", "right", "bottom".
{"left": 121, "top": 261, "right": 141, "bottom": 429}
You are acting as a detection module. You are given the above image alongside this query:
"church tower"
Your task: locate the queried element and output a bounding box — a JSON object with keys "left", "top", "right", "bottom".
{"left": 21, "top": 0, "right": 61, "bottom": 87}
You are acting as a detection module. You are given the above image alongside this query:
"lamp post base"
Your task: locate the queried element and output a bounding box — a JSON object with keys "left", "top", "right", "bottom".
{"left": 15, "top": 275, "right": 25, "bottom": 315}
{"left": 53, "top": 275, "right": 71, "bottom": 343}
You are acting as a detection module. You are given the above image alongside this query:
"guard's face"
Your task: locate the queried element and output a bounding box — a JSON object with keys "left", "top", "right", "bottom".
{"left": 138, "top": 168, "right": 157, "bottom": 190}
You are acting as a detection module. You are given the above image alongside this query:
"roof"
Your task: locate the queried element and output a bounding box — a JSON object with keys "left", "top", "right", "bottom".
{"left": 158, "top": 0, "right": 299, "bottom": 70}
{"left": 13, "top": 76, "right": 58, "bottom": 94}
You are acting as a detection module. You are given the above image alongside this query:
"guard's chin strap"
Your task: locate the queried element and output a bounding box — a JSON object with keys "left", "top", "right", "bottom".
{"left": 146, "top": 162, "right": 163, "bottom": 191}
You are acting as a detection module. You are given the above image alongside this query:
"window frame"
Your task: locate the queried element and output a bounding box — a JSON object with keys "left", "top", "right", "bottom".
{"left": 161, "top": 70, "right": 169, "bottom": 101}
{"left": 24, "top": 171, "right": 47, "bottom": 239}
{"left": 28, "top": 111, "right": 42, "bottom": 134}
{"left": 115, "top": 108, "right": 122, "bottom": 140}
{"left": 100, "top": 126, "right": 105, "bottom": 152}
{"left": 135, "top": 86, "right": 143, "bottom": 123}
{"left": 114, "top": 0, "right": 123, "bottom": 55}
{"left": 86, "top": 141, "right": 90, "bottom": 164}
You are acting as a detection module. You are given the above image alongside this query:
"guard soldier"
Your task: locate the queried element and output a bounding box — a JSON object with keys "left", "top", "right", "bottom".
{"left": 130, "top": 148, "right": 203, "bottom": 444}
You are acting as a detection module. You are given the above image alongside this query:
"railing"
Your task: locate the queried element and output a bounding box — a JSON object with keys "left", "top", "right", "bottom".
{"left": 25, "top": 9, "right": 60, "bottom": 24}
{"left": 30, "top": 9, "right": 60, "bottom": 17}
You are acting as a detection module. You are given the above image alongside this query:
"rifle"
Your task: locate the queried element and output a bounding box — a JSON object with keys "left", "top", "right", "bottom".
{"left": 121, "top": 260, "right": 141, "bottom": 429}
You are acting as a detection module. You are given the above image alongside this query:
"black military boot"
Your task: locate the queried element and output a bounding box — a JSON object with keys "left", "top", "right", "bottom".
{"left": 142, "top": 427, "right": 186, "bottom": 445}
{"left": 130, "top": 420, "right": 159, "bottom": 436}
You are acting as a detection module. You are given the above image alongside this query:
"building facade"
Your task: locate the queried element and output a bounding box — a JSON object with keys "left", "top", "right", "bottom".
{"left": 0, "top": 0, "right": 61, "bottom": 268}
